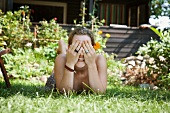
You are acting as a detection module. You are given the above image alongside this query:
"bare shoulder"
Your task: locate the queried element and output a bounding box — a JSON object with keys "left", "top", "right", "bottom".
{"left": 96, "top": 54, "right": 107, "bottom": 66}
{"left": 96, "top": 54, "right": 106, "bottom": 62}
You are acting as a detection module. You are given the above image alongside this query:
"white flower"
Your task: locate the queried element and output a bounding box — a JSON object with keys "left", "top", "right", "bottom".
{"left": 20, "top": 6, "right": 24, "bottom": 8}
{"left": 159, "top": 56, "right": 166, "bottom": 61}
{"left": 152, "top": 65, "right": 158, "bottom": 69}
{"left": 149, "top": 57, "right": 154, "bottom": 64}
{"left": 25, "top": 42, "right": 32, "bottom": 47}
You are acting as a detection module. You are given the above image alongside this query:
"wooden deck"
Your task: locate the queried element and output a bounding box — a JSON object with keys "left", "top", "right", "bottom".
{"left": 60, "top": 24, "right": 160, "bottom": 60}
{"left": 101, "top": 26, "right": 159, "bottom": 59}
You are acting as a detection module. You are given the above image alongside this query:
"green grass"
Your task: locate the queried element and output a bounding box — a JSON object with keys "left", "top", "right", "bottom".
{"left": 0, "top": 79, "right": 170, "bottom": 113}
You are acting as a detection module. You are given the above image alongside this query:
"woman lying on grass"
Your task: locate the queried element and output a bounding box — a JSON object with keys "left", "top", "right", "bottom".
{"left": 45, "top": 27, "right": 107, "bottom": 94}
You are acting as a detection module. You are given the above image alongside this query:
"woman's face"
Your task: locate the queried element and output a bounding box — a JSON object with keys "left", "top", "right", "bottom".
{"left": 72, "top": 34, "right": 91, "bottom": 67}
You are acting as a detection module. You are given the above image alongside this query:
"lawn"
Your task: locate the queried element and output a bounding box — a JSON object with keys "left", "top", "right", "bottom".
{"left": 0, "top": 78, "right": 170, "bottom": 113}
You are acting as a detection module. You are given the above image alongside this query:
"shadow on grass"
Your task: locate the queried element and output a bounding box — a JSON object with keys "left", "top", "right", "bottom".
{"left": 1, "top": 79, "right": 170, "bottom": 101}
{"left": 0, "top": 79, "right": 52, "bottom": 98}
{"left": 106, "top": 85, "right": 170, "bottom": 101}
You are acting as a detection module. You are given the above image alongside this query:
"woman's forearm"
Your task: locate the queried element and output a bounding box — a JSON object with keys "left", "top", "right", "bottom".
{"left": 57, "top": 63, "right": 75, "bottom": 91}
{"left": 87, "top": 63, "right": 106, "bottom": 93}
{"left": 58, "top": 70, "right": 74, "bottom": 91}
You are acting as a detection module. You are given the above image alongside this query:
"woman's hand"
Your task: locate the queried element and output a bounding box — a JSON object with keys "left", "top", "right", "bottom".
{"left": 66, "top": 40, "right": 82, "bottom": 67}
{"left": 82, "top": 40, "right": 96, "bottom": 66}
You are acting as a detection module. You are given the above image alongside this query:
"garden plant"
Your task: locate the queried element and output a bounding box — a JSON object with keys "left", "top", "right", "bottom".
{"left": 137, "top": 28, "right": 170, "bottom": 89}
{"left": 121, "top": 28, "right": 170, "bottom": 90}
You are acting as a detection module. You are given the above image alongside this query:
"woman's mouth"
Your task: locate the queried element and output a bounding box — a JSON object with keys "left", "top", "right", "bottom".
{"left": 78, "top": 58, "right": 84, "bottom": 62}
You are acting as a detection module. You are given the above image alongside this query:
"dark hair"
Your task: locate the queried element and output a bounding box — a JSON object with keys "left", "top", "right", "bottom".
{"left": 68, "top": 27, "right": 95, "bottom": 46}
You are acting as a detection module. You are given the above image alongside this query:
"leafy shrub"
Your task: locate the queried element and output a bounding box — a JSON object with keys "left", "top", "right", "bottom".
{"left": 43, "top": 42, "right": 58, "bottom": 62}
{"left": 0, "top": 6, "right": 33, "bottom": 48}
{"left": 137, "top": 28, "right": 170, "bottom": 89}
{"left": 104, "top": 53, "right": 125, "bottom": 86}
{"left": 2, "top": 48, "right": 54, "bottom": 79}
{"left": 0, "top": 6, "right": 68, "bottom": 63}
{"left": 36, "top": 18, "right": 68, "bottom": 46}
{"left": 33, "top": 18, "right": 68, "bottom": 61}
{"left": 0, "top": 6, "right": 68, "bottom": 50}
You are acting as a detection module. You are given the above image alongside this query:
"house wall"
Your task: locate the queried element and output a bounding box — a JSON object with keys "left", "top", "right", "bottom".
{"left": 13, "top": 0, "right": 85, "bottom": 24}
{"left": 0, "top": 0, "right": 13, "bottom": 12}
{"left": 4, "top": 0, "right": 150, "bottom": 26}
{"left": 0, "top": 0, "right": 6, "bottom": 12}
{"left": 98, "top": 3, "right": 126, "bottom": 25}
{"left": 98, "top": 0, "right": 150, "bottom": 26}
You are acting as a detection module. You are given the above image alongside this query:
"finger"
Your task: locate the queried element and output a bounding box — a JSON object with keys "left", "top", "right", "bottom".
{"left": 83, "top": 41, "right": 92, "bottom": 54}
{"left": 77, "top": 47, "right": 83, "bottom": 56}
{"left": 74, "top": 47, "right": 82, "bottom": 61}
{"left": 68, "top": 40, "right": 79, "bottom": 55}
{"left": 70, "top": 40, "right": 80, "bottom": 52}
{"left": 82, "top": 49, "right": 88, "bottom": 58}
{"left": 68, "top": 40, "right": 76, "bottom": 51}
{"left": 75, "top": 42, "right": 82, "bottom": 53}
{"left": 86, "top": 41, "right": 95, "bottom": 52}
{"left": 82, "top": 41, "right": 90, "bottom": 54}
